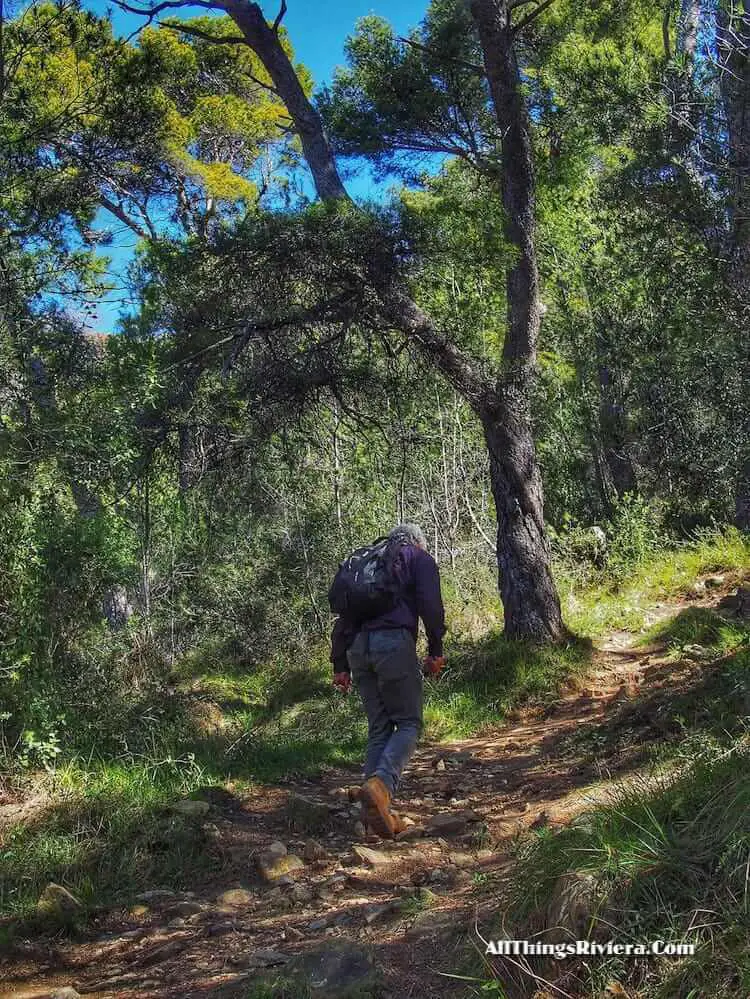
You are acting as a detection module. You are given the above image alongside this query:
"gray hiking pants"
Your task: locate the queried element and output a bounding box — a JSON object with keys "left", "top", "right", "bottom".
{"left": 347, "top": 628, "right": 423, "bottom": 796}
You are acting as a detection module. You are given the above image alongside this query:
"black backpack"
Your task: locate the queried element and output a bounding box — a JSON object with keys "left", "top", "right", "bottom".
{"left": 328, "top": 537, "right": 402, "bottom": 622}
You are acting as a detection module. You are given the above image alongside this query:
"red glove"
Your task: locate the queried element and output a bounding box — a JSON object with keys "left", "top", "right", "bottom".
{"left": 423, "top": 655, "right": 446, "bottom": 678}
{"left": 333, "top": 672, "right": 352, "bottom": 693}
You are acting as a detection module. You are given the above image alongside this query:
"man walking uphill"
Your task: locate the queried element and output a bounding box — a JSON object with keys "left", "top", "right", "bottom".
{"left": 329, "top": 524, "right": 446, "bottom": 839}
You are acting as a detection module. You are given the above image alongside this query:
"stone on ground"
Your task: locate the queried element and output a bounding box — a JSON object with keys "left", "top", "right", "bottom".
{"left": 395, "top": 823, "right": 424, "bottom": 841}
{"left": 426, "top": 812, "right": 468, "bottom": 836}
{"left": 257, "top": 840, "right": 305, "bottom": 882}
{"left": 217, "top": 888, "right": 254, "bottom": 907}
{"left": 284, "top": 793, "right": 331, "bottom": 833}
{"left": 258, "top": 852, "right": 305, "bottom": 882}
{"left": 303, "top": 838, "right": 329, "bottom": 862}
{"left": 171, "top": 798, "right": 210, "bottom": 817}
{"left": 448, "top": 851, "right": 475, "bottom": 868}
{"left": 352, "top": 845, "right": 391, "bottom": 867}
{"left": 278, "top": 940, "right": 380, "bottom": 999}
{"left": 37, "top": 883, "right": 82, "bottom": 919}
{"left": 406, "top": 909, "right": 461, "bottom": 940}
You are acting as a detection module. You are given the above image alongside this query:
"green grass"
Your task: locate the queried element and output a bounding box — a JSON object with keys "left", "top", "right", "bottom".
{"left": 644, "top": 605, "right": 750, "bottom": 655}
{"left": 559, "top": 527, "right": 750, "bottom": 637}
{"left": 491, "top": 738, "right": 750, "bottom": 998}
{"left": 1, "top": 529, "right": 747, "bottom": 932}
{"left": 0, "top": 635, "right": 590, "bottom": 925}
{"left": 558, "top": 606, "right": 750, "bottom": 766}
{"left": 0, "top": 756, "right": 216, "bottom": 926}
{"left": 423, "top": 633, "right": 592, "bottom": 741}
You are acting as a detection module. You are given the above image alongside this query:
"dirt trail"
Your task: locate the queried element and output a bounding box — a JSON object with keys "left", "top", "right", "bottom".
{"left": 0, "top": 582, "right": 743, "bottom": 999}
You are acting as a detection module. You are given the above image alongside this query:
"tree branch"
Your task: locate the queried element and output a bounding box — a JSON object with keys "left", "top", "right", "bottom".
{"left": 163, "top": 20, "right": 278, "bottom": 93}
{"left": 513, "top": 0, "right": 558, "bottom": 35}
{"left": 113, "top": 0, "right": 216, "bottom": 15}
{"left": 398, "top": 35, "right": 486, "bottom": 76}
{"left": 272, "top": 0, "right": 287, "bottom": 34}
{"left": 161, "top": 19, "right": 246, "bottom": 45}
{"left": 97, "top": 194, "right": 150, "bottom": 240}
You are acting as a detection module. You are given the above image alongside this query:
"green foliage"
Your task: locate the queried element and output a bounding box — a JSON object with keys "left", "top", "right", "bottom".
{"left": 1, "top": 8, "right": 749, "bottom": 992}
{"left": 503, "top": 738, "right": 750, "bottom": 998}
{"left": 559, "top": 527, "right": 750, "bottom": 636}
{"left": 0, "top": 755, "right": 211, "bottom": 919}
{"left": 320, "top": 3, "right": 489, "bottom": 175}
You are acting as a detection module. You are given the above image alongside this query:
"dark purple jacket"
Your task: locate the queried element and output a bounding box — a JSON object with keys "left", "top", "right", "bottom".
{"left": 330, "top": 543, "right": 446, "bottom": 674}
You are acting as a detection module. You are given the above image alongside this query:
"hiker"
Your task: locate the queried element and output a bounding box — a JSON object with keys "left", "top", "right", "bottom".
{"left": 329, "top": 523, "right": 446, "bottom": 838}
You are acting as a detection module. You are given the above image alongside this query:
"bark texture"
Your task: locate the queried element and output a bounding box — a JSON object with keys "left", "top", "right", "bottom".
{"left": 678, "top": 0, "right": 702, "bottom": 60}
{"left": 469, "top": 0, "right": 563, "bottom": 638}
{"left": 717, "top": 3, "right": 750, "bottom": 528}
{"left": 718, "top": 1, "right": 750, "bottom": 302}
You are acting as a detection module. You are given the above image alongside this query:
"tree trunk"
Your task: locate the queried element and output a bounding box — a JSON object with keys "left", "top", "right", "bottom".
{"left": 718, "top": 2, "right": 750, "bottom": 300}
{"left": 469, "top": 0, "right": 564, "bottom": 638}
{"left": 469, "top": 0, "right": 541, "bottom": 370}
{"left": 598, "top": 365, "right": 638, "bottom": 499}
{"left": 716, "top": 2, "right": 750, "bottom": 527}
{"left": 678, "top": 0, "right": 702, "bottom": 61}
{"left": 216, "top": 0, "right": 564, "bottom": 639}
{"left": 481, "top": 393, "right": 563, "bottom": 640}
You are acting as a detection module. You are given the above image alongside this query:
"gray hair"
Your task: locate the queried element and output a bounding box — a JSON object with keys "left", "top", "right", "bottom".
{"left": 388, "top": 523, "right": 427, "bottom": 549}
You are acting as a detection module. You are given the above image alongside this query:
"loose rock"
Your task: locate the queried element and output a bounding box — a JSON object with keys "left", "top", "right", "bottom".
{"left": 406, "top": 909, "right": 459, "bottom": 940}
{"left": 258, "top": 842, "right": 305, "bottom": 882}
{"left": 426, "top": 813, "right": 468, "bottom": 836}
{"left": 352, "top": 845, "right": 391, "bottom": 867}
{"left": 363, "top": 901, "right": 396, "bottom": 924}
{"left": 37, "top": 883, "right": 82, "bottom": 920}
{"left": 290, "top": 885, "right": 314, "bottom": 905}
{"left": 448, "top": 851, "right": 475, "bottom": 868}
{"left": 285, "top": 793, "right": 331, "bottom": 833}
{"left": 303, "top": 838, "right": 329, "bottom": 862}
{"left": 277, "top": 940, "right": 380, "bottom": 999}
{"left": 171, "top": 798, "right": 210, "bottom": 818}
{"left": 217, "top": 888, "right": 254, "bottom": 907}
{"left": 395, "top": 824, "right": 425, "bottom": 841}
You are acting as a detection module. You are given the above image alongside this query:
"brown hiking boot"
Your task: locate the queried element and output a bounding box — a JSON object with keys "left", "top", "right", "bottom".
{"left": 390, "top": 811, "right": 409, "bottom": 836}
{"left": 359, "top": 776, "right": 397, "bottom": 839}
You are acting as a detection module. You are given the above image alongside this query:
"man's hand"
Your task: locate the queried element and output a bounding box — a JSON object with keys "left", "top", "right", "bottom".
{"left": 423, "top": 655, "right": 446, "bottom": 678}
{"left": 333, "top": 671, "right": 352, "bottom": 693}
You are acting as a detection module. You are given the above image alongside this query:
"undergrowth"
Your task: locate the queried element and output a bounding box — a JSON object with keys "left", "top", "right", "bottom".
{"left": 491, "top": 737, "right": 750, "bottom": 998}
{"left": 0, "top": 529, "right": 747, "bottom": 927}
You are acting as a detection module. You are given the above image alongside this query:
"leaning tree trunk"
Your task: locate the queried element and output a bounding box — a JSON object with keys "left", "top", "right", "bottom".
{"left": 218, "top": 0, "right": 563, "bottom": 640}
{"left": 717, "top": 2, "right": 750, "bottom": 528}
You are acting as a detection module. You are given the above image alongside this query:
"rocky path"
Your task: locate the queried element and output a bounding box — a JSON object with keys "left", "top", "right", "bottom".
{"left": 1, "top": 580, "right": 745, "bottom": 999}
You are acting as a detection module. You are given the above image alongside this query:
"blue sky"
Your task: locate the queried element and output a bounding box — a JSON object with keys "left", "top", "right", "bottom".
{"left": 81, "top": 1, "right": 431, "bottom": 331}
